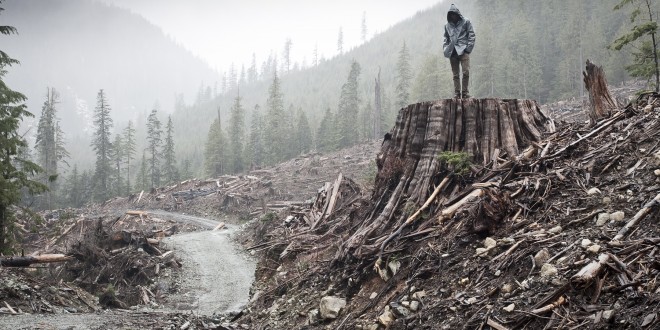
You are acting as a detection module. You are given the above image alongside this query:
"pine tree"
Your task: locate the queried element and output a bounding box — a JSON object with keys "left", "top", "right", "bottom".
{"left": 0, "top": 13, "right": 47, "bottom": 252}
{"left": 248, "top": 53, "right": 258, "bottom": 83}
{"left": 395, "top": 41, "right": 413, "bottom": 110}
{"left": 337, "top": 61, "right": 361, "bottom": 148}
{"left": 204, "top": 113, "right": 226, "bottom": 176}
{"left": 611, "top": 0, "right": 659, "bottom": 92}
{"left": 64, "top": 165, "right": 82, "bottom": 207}
{"left": 111, "top": 134, "right": 124, "bottom": 196}
{"left": 90, "top": 89, "right": 113, "bottom": 202}
{"left": 228, "top": 94, "right": 245, "bottom": 173}
{"left": 146, "top": 109, "right": 162, "bottom": 188}
{"left": 316, "top": 108, "right": 337, "bottom": 152}
{"left": 246, "top": 105, "right": 265, "bottom": 168}
{"left": 296, "top": 108, "right": 312, "bottom": 154}
{"left": 283, "top": 38, "right": 293, "bottom": 73}
{"left": 180, "top": 159, "right": 192, "bottom": 180}
{"left": 135, "top": 151, "right": 148, "bottom": 191}
{"left": 122, "top": 120, "right": 136, "bottom": 194}
{"left": 412, "top": 54, "right": 443, "bottom": 102}
{"left": 35, "top": 87, "right": 69, "bottom": 208}
{"left": 264, "top": 71, "right": 286, "bottom": 164}
{"left": 361, "top": 11, "right": 368, "bottom": 43}
{"left": 162, "top": 116, "right": 178, "bottom": 184}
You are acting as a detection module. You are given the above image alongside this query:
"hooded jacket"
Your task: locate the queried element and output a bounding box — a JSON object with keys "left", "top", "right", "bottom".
{"left": 443, "top": 4, "right": 475, "bottom": 58}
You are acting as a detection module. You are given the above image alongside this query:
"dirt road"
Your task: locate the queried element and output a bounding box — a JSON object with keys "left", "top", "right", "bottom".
{"left": 151, "top": 211, "right": 256, "bottom": 315}
{"left": 0, "top": 211, "right": 255, "bottom": 329}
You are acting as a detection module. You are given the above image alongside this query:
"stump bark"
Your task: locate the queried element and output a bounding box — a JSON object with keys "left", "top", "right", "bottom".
{"left": 338, "top": 98, "right": 554, "bottom": 259}
{"left": 583, "top": 59, "right": 618, "bottom": 124}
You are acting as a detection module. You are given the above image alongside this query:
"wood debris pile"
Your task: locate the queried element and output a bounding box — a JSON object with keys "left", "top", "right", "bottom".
{"left": 238, "top": 94, "right": 660, "bottom": 329}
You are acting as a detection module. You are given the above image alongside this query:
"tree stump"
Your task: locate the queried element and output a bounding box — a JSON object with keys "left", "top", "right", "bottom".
{"left": 583, "top": 59, "right": 618, "bottom": 125}
{"left": 338, "top": 98, "right": 554, "bottom": 259}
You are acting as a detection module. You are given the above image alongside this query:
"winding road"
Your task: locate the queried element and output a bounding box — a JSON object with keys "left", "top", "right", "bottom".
{"left": 0, "top": 211, "right": 256, "bottom": 329}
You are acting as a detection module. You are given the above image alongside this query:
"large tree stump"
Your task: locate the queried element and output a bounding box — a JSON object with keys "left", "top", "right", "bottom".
{"left": 338, "top": 98, "right": 554, "bottom": 259}
{"left": 583, "top": 59, "right": 618, "bottom": 124}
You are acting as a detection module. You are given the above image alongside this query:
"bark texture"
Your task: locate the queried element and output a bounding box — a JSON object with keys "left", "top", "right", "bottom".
{"left": 583, "top": 60, "right": 618, "bottom": 124}
{"left": 338, "top": 98, "right": 554, "bottom": 259}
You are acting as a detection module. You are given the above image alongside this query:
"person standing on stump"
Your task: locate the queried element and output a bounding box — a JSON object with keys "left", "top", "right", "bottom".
{"left": 443, "top": 4, "right": 475, "bottom": 99}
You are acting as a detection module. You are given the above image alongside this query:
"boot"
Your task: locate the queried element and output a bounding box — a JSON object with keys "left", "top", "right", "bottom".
{"left": 454, "top": 91, "right": 461, "bottom": 98}
{"left": 462, "top": 91, "right": 471, "bottom": 99}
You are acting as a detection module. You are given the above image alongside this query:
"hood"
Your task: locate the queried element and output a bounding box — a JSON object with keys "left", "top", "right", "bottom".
{"left": 447, "top": 4, "right": 463, "bottom": 22}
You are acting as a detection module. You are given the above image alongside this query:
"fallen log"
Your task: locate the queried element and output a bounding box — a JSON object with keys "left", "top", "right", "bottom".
{"left": 611, "top": 192, "right": 660, "bottom": 242}
{"left": 126, "top": 210, "right": 148, "bottom": 216}
{"left": 1, "top": 254, "right": 74, "bottom": 267}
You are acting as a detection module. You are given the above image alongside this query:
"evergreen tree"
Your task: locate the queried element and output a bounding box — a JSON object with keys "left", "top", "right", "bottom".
{"left": 90, "top": 89, "right": 113, "bottom": 202}
{"left": 412, "top": 54, "right": 443, "bottom": 102}
{"left": 337, "top": 61, "right": 361, "bottom": 148}
{"left": 64, "top": 165, "right": 82, "bottom": 207}
{"left": 35, "top": 87, "right": 69, "bottom": 208}
{"left": 162, "top": 116, "right": 178, "bottom": 184}
{"left": 611, "top": 0, "right": 659, "bottom": 92}
{"left": 361, "top": 11, "right": 368, "bottom": 43}
{"left": 79, "top": 169, "right": 93, "bottom": 205}
{"left": 146, "top": 109, "right": 162, "bottom": 188}
{"left": 283, "top": 38, "right": 293, "bottom": 73}
{"left": 295, "top": 108, "right": 312, "bottom": 154}
{"left": 204, "top": 113, "right": 226, "bottom": 176}
{"left": 359, "top": 100, "right": 374, "bottom": 141}
{"left": 180, "top": 159, "right": 192, "bottom": 180}
{"left": 264, "top": 71, "right": 286, "bottom": 164}
{"left": 395, "top": 41, "right": 413, "bottom": 110}
{"left": 246, "top": 105, "right": 265, "bottom": 168}
{"left": 228, "top": 94, "right": 245, "bottom": 173}
{"left": 316, "top": 108, "right": 337, "bottom": 152}
{"left": 0, "top": 13, "right": 47, "bottom": 252}
{"left": 248, "top": 53, "right": 258, "bottom": 83}
{"left": 135, "top": 151, "right": 148, "bottom": 191}
{"left": 111, "top": 133, "right": 124, "bottom": 196}
{"left": 122, "top": 120, "right": 136, "bottom": 194}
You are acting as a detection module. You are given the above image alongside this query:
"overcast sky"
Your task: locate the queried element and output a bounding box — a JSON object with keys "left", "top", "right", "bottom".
{"left": 100, "top": 0, "right": 442, "bottom": 73}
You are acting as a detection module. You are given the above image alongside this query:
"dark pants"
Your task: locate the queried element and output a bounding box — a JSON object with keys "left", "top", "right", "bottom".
{"left": 450, "top": 53, "right": 470, "bottom": 95}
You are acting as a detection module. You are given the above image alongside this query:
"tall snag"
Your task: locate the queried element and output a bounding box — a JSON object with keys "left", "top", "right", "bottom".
{"left": 583, "top": 59, "right": 618, "bottom": 125}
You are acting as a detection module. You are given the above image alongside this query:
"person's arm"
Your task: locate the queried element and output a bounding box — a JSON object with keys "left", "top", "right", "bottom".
{"left": 465, "top": 20, "right": 475, "bottom": 54}
{"left": 443, "top": 25, "right": 450, "bottom": 49}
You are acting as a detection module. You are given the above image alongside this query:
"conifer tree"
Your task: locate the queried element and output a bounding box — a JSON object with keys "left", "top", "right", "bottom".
{"left": 122, "top": 121, "right": 136, "bottom": 194}
{"left": 35, "top": 87, "right": 69, "bottom": 208}
{"left": 283, "top": 38, "right": 293, "bottom": 73}
{"left": 337, "top": 27, "right": 344, "bottom": 55}
{"left": 337, "top": 61, "right": 361, "bottom": 148}
{"left": 162, "top": 116, "right": 178, "bottom": 183}
{"left": 91, "top": 89, "right": 113, "bottom": 202}
{"left": 246, "top": 105, "right": 265, "bottom": 168}
{"left": 248, "top": 53, "right": 258, "bottom": 83}
{"left": 64, "top": 165, "right": 81, "bottom": 207}
{"left": 265, "top": 71, "right": 286, "bottom": 164}
{"left": 135, "top": 151, "right": 148, "bottom": 191}
{"left": 412, "top": 54, "right": 443, "bottom": 102}
{"left": 0, "top": 10, "right": 47, "bottom": 251}
{"left": 316, "top": 108, "right": 337, "bottom": 152}
{"left": 146, "top": 109, "right": 162, "bottom": 188}
{"left": 111, "top": 134, "right": 124, "bottom": 196}
{"left": 204, "top": 113, "right": 226, "bottom": 176}
{"left": 228, "top": 94, "right": 245, "bottom": 173}
{"left": 361, "top": 11, "right": 368, "bottom": 43}
{"left": 296, "top": 108, "right": 312, "bottom": 154}
{"left": 395, "top": 41, "right": 413, "bottom": 110}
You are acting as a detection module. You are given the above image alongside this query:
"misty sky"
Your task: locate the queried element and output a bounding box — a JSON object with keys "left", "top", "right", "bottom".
{"left": 100, "top": 0, "right": 442, "bottom": 73}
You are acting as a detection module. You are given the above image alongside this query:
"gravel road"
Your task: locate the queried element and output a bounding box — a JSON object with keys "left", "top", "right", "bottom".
{"left": 0, "top": 211, "right": 256, "bottom": 329}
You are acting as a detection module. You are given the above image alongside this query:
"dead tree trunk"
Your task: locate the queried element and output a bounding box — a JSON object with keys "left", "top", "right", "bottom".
{"left": 1, "top": 254, "right": 74, "bottom": 267}
{"left": 338, "top": 98, "right": 554, "bottom": 259}
{"left": 583, "top": 59, "right": 618, "bottom": 125}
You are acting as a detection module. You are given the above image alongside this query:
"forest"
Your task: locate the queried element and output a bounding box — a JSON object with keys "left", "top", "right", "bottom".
{"left": 1, "top": 0, "right": 658, "bottom": 211}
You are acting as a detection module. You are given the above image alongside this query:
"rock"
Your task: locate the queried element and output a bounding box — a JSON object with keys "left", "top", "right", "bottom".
{"left": 610, "top": 211, "right": 625, "bottom": 221}
{"left": 409, "top": 300, "right": 420, "bottom": 311}
{"left": 596, "top": 213, "right": 610, "bottom": 226}
{"left": 378, "top": 309, "right": 395, "bottom": 327}
{"left": 466, "top": 297, "right": 478, "bottom": 305}
{"left": 641, "top": 313, "right": 656, "bottom": 327}
{"left": 401, "top": 301, "right": 410, "bottom": 307}
{"left": 475, "top": 247, "right": 489, "bottom": 257}
{"left": 483, "top": 237, "right": 497, "bottom": 249}
{"left": 503, "top": 303, "right": 515, "bottom": 312}
{"left": 587, "top": 244, "right": 601, "bottom": 254}
{"left": 388, "top": 260, "right": 401, "bottom": 276}
{"left": 548, "top": 225, "right": 562, "bottom": 234}
{"left": 494, "top": 270, "right": 501, "bottom": 276}
{"left": 655, "top": 169, "right": 660, "bottom": 176}
{"left": 390, "top": 303, "right": 411, "bottom": 318}
{"left": 307, "top": 309, "right": 319, "bottom": 325}
{"left": 602, "top": 310, "right": 614, "bottom": 322}
{"left": 602, "top": 196, "right": 612, "bottom": 204}
{"left": 412, "top": 290, "right": 426, "bottom": 300}
{"left": 534, "top": 248, "right": 550, "bottom": 265}
{"left": 653, "top": 150, "right": 660, "bottom": 166}
{"left": 501, "top": 283, "right": 514, "bottom": 294}
{"left": 369, "top": 292, "right": 377, "bottom": 299}
{"left": 319, "top": 296, "right": 346, "bottom": 319}
{"left": 540, "top": 263, "right": 558, "bottom": 278}
{"left": 587, "top": 187, "right": 602, "bottom": 195}
{"left": 581, "top": 238, "right": 593, "bottom": 248}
